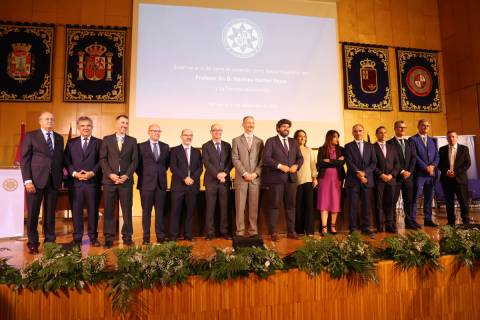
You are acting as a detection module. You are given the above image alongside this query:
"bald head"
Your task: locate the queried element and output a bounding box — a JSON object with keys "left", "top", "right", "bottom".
{"left": 38, "top": 112, "right": 55, "bottom": 131}
{"left": 148, "top": 124, "right": 162, "bottom": 141}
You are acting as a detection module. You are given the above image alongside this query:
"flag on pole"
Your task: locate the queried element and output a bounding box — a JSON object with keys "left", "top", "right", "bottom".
{"left": 13, "top": 122, "right": 25, "bottom": 166}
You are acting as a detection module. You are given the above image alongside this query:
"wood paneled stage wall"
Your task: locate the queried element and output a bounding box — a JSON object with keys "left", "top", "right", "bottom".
{"left": 0, "top": 256, "right": 478, "bottom": 319}
{"left": 0, "top": 0, "right": 448, "bottom": 167}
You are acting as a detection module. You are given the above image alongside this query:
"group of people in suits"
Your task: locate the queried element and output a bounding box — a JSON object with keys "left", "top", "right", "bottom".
{"left": 20, "top": 112, "right": 472, "bottom": 253}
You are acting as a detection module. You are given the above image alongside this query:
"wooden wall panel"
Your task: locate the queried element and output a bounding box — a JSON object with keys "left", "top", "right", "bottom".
{"left": 0, "top": 256, "right": 479, "bottom": 319}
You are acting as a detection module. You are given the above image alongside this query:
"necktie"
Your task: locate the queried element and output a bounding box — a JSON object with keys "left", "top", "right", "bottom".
{"left": 82, "top": 138, "right": 88, "bottom": 153}
{"left": 153, "top": 143, "right": 159, "bottom": 161}
{"left": 380, "top": 143, "right": 386, "bottom": 158}
{"left": 422, "top": 136, "right": 427, "bottom": 147}
{"left": 449, "top": 146, "right": 455, "bottom": 171}
{"left": 117, "top": 136, "right": 123, "bottom": 151}
{"left": 215, "top": 142, "right": 221, "bottom": 159}
{"left": 184, "top": 147, "right": 190, "bottom": 164}
{"left": 246, "top": 136, "right": 252, "bottom": 150}
{"left": 46, "top": 132, "right": 53, "bottom": 154}
{"left": 282, "top": 138, "right": 289, "bottom": 153}
{"left": 400, "top": 139, "right": 406, "bottom": 157}
{"left": 357, "top": 141, "right": 363, "bottom": 156}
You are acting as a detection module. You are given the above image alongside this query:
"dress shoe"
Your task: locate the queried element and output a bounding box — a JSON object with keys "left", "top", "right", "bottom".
{"left": 184, "top": 237, "right": 194, "bottom": 242}
{"left": 376, "top": 227, "right": 385, "bottom": 233}
{"left": 123, "top": 239, "right": 135, "bottom": 246}
{"left": 404, "top": 223, "right": 418, "bottom": 230}
{"left": 157, "top": 238, "right": 166, "bottom": 244}
{"left": 104, "top": 241, "right": 113, "bottom": 249}
{"left": 222, "top": 234, "right": 232, "bottom": 240}
{"left": 71, "top": 240, "right": 82, "bottom": 247}
{"left": 170, "top": 237, "right": 177, "bottom": 242}
{"left": 361, "top": 229, "right": 376, "bottom": 238}
{"left": 205, "top": 234, "right": 213, "bottom": 241}
{"left": 90, "top": 238, "right": 101, "bottom": 247}
{"left": 385, "top": 226, "right": 397, "bottom": 234}
{"left": 248, "top": 233, "right": 258, "bottom": 238}
{"left": 271, "top": 233, "right": 279, "bottom": 242}
{"left": 287, "top": 233, "right": 301, "bottom": 240}
{"left": 413, "top": 221, "right": 423, "bottom": 228}
{"left": 27, "top": 245, "right": 39, "bottom": 254}
{"left": 424, "top": 220, "right": 438, "bottom": 228}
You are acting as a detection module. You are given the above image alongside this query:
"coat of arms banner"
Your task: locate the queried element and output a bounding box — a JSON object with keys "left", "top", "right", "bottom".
{"left": 342, "top": 43, "right": 391, "bottom": 111}
{"left": 396, "top": 49, "right": 441, "bottom": 112}
{"left": 64, "top": 25, "right": 127, "bottom": 102}
{"left": 0, "top": 22, "right": 54, "bottom": 102}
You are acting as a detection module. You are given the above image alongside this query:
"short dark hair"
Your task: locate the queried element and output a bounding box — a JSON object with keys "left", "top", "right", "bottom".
{"left": 276, "top": 119, "right": 291, "bottom": 129}
{"left": 116, "top": 114, "right": 129, "bottom": 120}
{"left": 76, "top": 116, "right": 93, "bottom": 125}
{"left": 446, "top": 130, "right": 457, "bottom": 135}
{"left": 375, "top": 126, "right": 386, "bottom": 134}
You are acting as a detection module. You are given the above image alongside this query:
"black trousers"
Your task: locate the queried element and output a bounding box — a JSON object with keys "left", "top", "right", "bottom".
{"left": 72, "top": 183, "right": 100, "bottom": 241}
{"left": 204, "top": 183, "right": 229, "bottom": 236}
{"left": 170, "top": 188, "right": 198, "bottom": 239}
{"left": 25, "top": 175, "right": 57, "bottom": 246}
{"left": 295, "top": 182, "right": 314, "bottom": 235}
{"left": 347, "top": 186, "right": 372, "bottom": 232}
{"left": 393, "top": 177, "right": 415, "bottom": 226}
{"left": 375, "top": 181, "right": 395, "bottom": 229}
{"left": 140, "top": 187, "right": 167, "bottom": 241}
{"left": 267, "top": 183, "right": 297, "bottom": 235}
{"left": 441, "top": 179, "right": 470, "bottom": 225}
{"left": 103, "top": 183, "right": 133, "bottom": 242}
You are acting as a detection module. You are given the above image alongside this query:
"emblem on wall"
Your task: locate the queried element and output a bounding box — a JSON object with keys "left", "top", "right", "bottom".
{"left": 0, "top": 22, "right": 54, "bottom": 102}
{"left": 396, "top": 49, "right": 441, "bottom": 112}
{"left": 64, "top": 25, "right": 127, "bottom": 102}
{"left": 342, "top": 43, "right": 392, "bottom": 111}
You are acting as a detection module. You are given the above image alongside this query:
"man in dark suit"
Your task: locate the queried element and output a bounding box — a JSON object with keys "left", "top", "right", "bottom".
{"left": 373, "top": 126, "right": 400, "bottom": 233}
{"left": 136, "top": 124, "right": 170, "bottom": 244}
{"left": 64, "top": 116, "right": 102, "bottom": 246}
{"left": 409, "top": 119, "right": 440, "bottom": 228}
{"left": 387, "top": 120, "right": 418, "bottom": 229}
{"left": 344, "top": 123, "right": 377, "bottom": 236}
{"left": 21, "top": 111, "right": 64, "bottom": 253}
{"left": 438, "top": 130, "right": 471, "bottom": 226}
{"left": 202, "top": 123, "right": 233, "bottom": 240}
{"left": 99, "top": 115, "right": 138, "bottom": 247}
{"left": 169, "top": 129, "right": 203, "bottom": 241}
{"left": 262, "top": 119, "right": 304, "bottom": 242}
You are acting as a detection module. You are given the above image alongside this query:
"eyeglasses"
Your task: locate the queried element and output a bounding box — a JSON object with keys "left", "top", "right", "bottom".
{"left": 149, "top": 130, "right": 162, "bottom": 133}
{"left": 397, "top": 126, "right": 407, "bottom": 129}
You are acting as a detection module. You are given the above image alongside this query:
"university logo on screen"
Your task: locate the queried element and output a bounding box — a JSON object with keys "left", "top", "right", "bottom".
{"left": 222, "top": 19, "right": 263, "bottom": 58}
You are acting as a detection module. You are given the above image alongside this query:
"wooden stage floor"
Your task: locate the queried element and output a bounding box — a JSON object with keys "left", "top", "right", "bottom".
{"left": 1, "top": 208, "right": 478, "bottom": 267}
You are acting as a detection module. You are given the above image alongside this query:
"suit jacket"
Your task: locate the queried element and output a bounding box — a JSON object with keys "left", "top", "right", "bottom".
{"left": 316, "top": 146, "right": 346, "bottom": 180}
{"left": 387, "top": 137, "right": 416, "bottom": 181}
{"left": 438, "top": 144, "right": 471, "bottom": 185}
{"left": 21, "top": 129, "right": 64, "bottom": 189}
{"left": 344, "top": 140, "right": 377, "bottom": 188}
{"left": 169, "top": 145, "right": 202, "bottom": 191}
{"left": 136, "top": 140, "right": 170, "bottom": 191}
{"left": 202, "top": 140, "right": 233, "bottom": 187}
{"left": 373, "top": 142, "right": 400, "bottom": 184}
{"left": 99, "top": 134, "right": 138, "bottom": 185}
{"left": 64, "top": 136, "right": 102, "bottom": 186}
{"left": 261, "top": 136, "right": 304, "bottom": 184}
{"left": 231, "top": 134, "right": 263, "bottom": 185}
{"left": 409, "top": 134, "right": 439, "bottom": 177}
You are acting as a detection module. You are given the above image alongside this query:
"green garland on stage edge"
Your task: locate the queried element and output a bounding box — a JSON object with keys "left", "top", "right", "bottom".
{"left": 0, "top": 227, "right": 479, "bottom": 315}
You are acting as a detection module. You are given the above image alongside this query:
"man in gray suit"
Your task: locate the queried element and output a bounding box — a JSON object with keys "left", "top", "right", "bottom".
{"left": 232, "top": 116, "right": 264, "bottom": 237}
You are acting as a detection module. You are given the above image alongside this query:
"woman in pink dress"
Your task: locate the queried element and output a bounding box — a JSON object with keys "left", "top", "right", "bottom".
{"left": 316, "top": 130, "right": 345, "bottom": 235}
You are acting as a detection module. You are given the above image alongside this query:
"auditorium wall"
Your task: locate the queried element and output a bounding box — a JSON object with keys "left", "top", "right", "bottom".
{"left": 0, "top": 0, "right": 447, "bottom": 164}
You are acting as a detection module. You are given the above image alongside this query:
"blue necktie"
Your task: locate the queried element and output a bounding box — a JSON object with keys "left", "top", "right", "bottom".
{"left": 46, "top": 132, "right": 53, "bottom": 154}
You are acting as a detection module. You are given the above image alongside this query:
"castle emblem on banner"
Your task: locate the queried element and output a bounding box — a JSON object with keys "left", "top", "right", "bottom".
{"left": 0, "top": 22, "right": 54, "bottom": 102}
{"left": 64, "top": 25, "right": 127, "bottom": 102}
{"left": 76, "top": 43, "right": 113, "bottom": 81}
{"left": 342, "top": 43, "right": 391, "bottom": 111}
{"left": 360, "top": 58, "right": 377, "bottom": 93}
{"left": 7, "top": 43, "right": 34, "bottom": 82}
